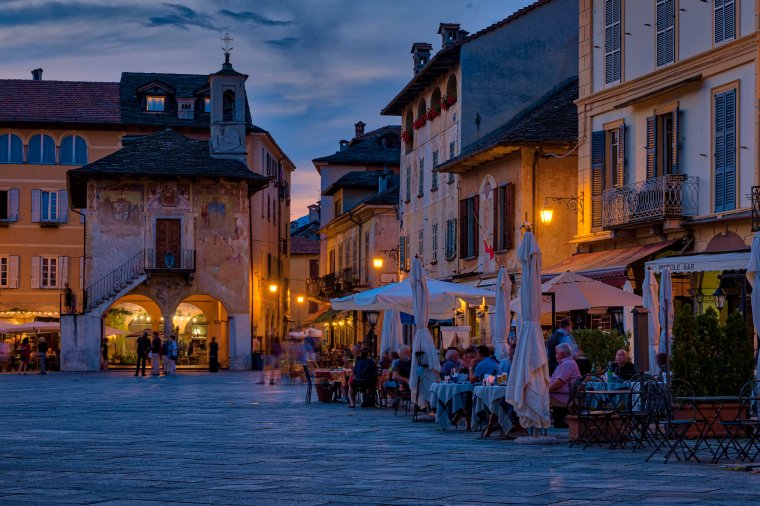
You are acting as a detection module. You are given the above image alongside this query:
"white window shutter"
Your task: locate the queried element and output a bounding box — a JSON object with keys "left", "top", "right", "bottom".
{"left": 9, "top": 189, "right": 19, "bottom": 222}
{"left": 31, "top": 189, "right": 41, "bottom": 223}
{"left": 57, "top": 190, "right": 68, "bottom": 223}
{"left": 79, "top": 257, "right": 84, "bottom": 289}
{"left": 58, "top": 256, "right": 69, "bottom": 287}
{"left": 9, "top": 255, "right": 19, "bottom": 288}
{"left": 31, "top": 256, "right": 40, "bottom": 289}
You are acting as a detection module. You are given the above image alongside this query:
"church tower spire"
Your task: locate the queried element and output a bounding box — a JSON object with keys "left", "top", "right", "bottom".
{"left": 209, "top": 33, "right": 248, "bottom": 163}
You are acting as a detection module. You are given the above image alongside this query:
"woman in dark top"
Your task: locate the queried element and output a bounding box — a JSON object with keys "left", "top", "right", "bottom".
{"left": 209, "top": 336, "right": 219, "bottom": 372}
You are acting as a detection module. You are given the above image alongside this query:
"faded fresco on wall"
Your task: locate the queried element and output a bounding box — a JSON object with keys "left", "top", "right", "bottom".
{"left": 195, "top": 184, "right": 248, "bottom": 270}
{"left": 98, "top": 184, "right": 144, "bottom": 235}
{"left": 146, "top": 183, "right": 191, "bottom": 212}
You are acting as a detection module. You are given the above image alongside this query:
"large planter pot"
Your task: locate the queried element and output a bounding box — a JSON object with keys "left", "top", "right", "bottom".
{"left": 673, "top": 402, "right": 741, "bottom": 439}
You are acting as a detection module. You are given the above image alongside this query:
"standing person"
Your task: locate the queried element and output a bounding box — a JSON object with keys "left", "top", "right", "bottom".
{"left": 150, "top": 332, "right": 161, "bottom": 376}
{"left": 0, "top": 340, "right": 10, "bottom": 373}
{"left": 100, "top": 337, "right": 109, "bottom": 370}
{"left": 161, "top": 337, "right": 169, "bottom": 375}
{"left": 546, "top": 318, "right": 574, "bottom": 375}
{"left": 209, "top": 336, "right": 219, "bottom": 372}
{"left": 168, "top": 335, "right": 179, "bottom": 374}
{"left": 135, "top": 332, "right": 150, "bottom": 376}
{"left": 18, "top": 338, "right": 31, "bottom": 375}
{"left": 267, "top": 337, "right": 282, "bottom": 385}
{"left": 37, "top": 337, "right": 48, "bottom": 375}
{"left": 63, "top": 284, "right": 74, "bottom": 314}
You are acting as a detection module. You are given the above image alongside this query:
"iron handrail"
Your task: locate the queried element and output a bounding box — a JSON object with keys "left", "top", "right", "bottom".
{"left": 85, "top": 250, "right": 146, "bottom": 311}
{"left": 602, "top": 175, "right": 699, "bottom": 229}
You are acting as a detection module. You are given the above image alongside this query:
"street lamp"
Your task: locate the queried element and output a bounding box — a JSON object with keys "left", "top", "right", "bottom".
{"left": 269, "top": 283, "right": 278, "bottom": 294}
{"left": 539, "top": 194, "right": 584, "bottom": 224}
{"left": 372, "top": 257, "right": 384, "bottom": 270}
{"left": 296, "top": 295, "right": 305, "bottom": 304}
{"left": 365, "top": 310, "right": 380, "bottom": 357}
{"left": 713, "top": 287, "right": 726, "bottom": 310}
{"left": 539, "top": 208, "right": 554, "bottom": 224}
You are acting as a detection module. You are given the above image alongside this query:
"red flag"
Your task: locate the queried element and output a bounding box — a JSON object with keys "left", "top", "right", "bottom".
{"left": 483, "top": 239, "right": 495, "bottom": 261}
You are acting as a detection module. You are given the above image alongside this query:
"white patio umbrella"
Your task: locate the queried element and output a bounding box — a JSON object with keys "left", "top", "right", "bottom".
{"left": 643, "top": 267, "right": 661, "bottom": 374}
{"left": 11, "top": 321, "right": 60, "bottom": 333}
{"left": 658, "top": 268, "right": 674, "bottom": 365}
{"left": 0, "top": 321, "right": 19, "bottom": 333}
{"left": 288, "top": 331, "right": 306, "bottom": 338}
{"left": 622, "top": 280, "right": 635, "bottom": 355}
{"left": 490, "top": 267, "right": 511, "bottom": 360}
{"left": 303, "top": 328, "right": 323, "bottom": 338}
{"left": 408, "top": 258, "right": 440, "bottom": 410}
{"left": 379, "top": 309, "right": 403, "bottom": 355}
{"left": 746, "top": 232, "right": 760, "bottom": 375}
{"left": 330, "top": 278, "right": 494, "bottom": 319}
{"left": 505, "top": 231, "right": 551, "bottom": 430}
{"left": 104, "top": 326, "right": 130, "bottom": 336}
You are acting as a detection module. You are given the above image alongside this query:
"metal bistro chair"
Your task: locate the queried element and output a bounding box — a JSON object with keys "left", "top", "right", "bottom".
{"left": 646, "top": 380, "right": 698, "bottom": 463}
{"left": 303, "top": 364, "right": 315, "bottom": 405}
{"left": 717, "top": 379, "right": 760, "bottom": 463}
{"left": 618, "top": 373, "right": 660, "bottom": 450}
{"left": 568, "top": 375, "right": 614, "bottom": 449}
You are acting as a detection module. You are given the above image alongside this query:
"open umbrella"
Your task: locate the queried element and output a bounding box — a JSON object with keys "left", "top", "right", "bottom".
{"left": 288, "top": 331, "right": 306, "bottom": 339}
{"left": 408, "top": 258, "right": 440, "bottom": 411}
{"left": 303, "top": 328, "right": 323, "bottom": 338}
{"left": 0, "top": 321, "right": 19, "bottom": 333}
{"left": 490, "top": 267, "right": 511, "bottom": 360}
{"left": 746, "top": 232, "right": 760, "bottom": 375}
{"left": 658, "top": 268, "right": 674, "bottom": 371}
{"left": 11, "top": 321, "right": 60, "bottom": 333}
{"left": 622, "top": 280, "right": 635, "bottom": 343}
{"left": 505, "top": 231, "right": 551, "bottom": 430}
{"left": 379, "top": 309, "right": 403, "bottom": 355}
{"left": 104, "top": 326, "right": 130, "bottom": 336}
{"left": 643, "top": 267, "right": 661, "bottom": 374}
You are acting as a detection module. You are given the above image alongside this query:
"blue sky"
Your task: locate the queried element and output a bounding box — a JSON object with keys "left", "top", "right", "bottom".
{"left": 0, "top": 0, "right": 534, "bottom": 219}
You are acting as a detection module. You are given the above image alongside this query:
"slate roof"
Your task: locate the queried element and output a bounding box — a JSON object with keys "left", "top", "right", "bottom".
{"left": 322, "top": 170, "right": 385, "bottom": 196}
{"left": 436, "top": 78, "right": 578, "bottom": 171}
{"left": 312, "top": 126, "right": 401, "bottom": 167}
{"left": 68, "top": 129, "right": 268, "bottom": 208}
{"left": 291, "top": 235, "right": 320, "bottom": 255}
{"left": 0, "top": 79, "right": 121, "bottom": 125}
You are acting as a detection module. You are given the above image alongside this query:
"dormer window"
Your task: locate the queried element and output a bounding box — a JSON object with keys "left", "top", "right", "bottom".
{"left": 204, "top": 96, "right": 211, "bottom": 113}
{"left": 176, "top": 98, "right": 195, "bottom": 120}
{"left": 146, "top": 95, "right": 165, "bottom": 112}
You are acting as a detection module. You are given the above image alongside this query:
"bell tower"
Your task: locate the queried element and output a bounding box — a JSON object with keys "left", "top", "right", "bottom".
{"left": 209, "top": 33, "right": 248, "bottom": 163}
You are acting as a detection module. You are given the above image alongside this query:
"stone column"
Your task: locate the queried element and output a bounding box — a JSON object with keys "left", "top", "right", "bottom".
{"left": 60, "top": 313, "right": 103, "bottom": 371}
{"left": 163, "top": 314, "right": 174, "bottom": 338}
{"left": 228, "top": 313, "right": 251, "bottom": 370}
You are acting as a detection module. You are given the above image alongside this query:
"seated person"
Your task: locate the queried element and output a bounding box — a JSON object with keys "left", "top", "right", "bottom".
{"left": 499, "top": 342, "right": 516, "bottom": 375}
{"left": 441, "top": 348, "right": 462, "bottom": 377}
{"left": 348, "top": 350, "right": 377, "bottom": 408}
{"left": 549, "top": 343, "right": 581, "bottom": 408}
{"left": 388, "top": 346, "right": 412, "bottom": 407}
{"left": 379, "top": 351, "right": 400, "bottom": 399}
{"left": 655, "top": 352, "right": 669, "bottom": 377}
{"left": 611, "top": 349, "right": 635, "bottom": 380}
{"left": 460, "top": 346, "right": 477, "bottom": 375}
{"left": 470, "top": 345, "right": 500, "bottom": 383}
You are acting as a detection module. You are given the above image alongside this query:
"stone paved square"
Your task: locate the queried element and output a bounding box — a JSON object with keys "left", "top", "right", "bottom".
{"left": 2, "top": 372, "right": 759, "bottom": 505}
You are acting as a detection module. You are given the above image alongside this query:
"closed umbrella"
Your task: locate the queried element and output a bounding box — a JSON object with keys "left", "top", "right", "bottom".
{"left": 491, "top": 267, "right": 511, "bottom": 361}
{"left": 622, "top": 280, "right": 635, "bottom": 355}
{"left": 643, "top": 267, "right": 660, "bottom": 374}
{"left": 408, "top": 258, "right": 440, "bottom": 410}
{"left": 505, "top": 231, "right": 551, "bottom": 430}
{"left": 746, "top": 232, "right": 760, "bottom": 375}
{"left": 379, "top": 309, "right": 403, "bottom": 355}
{"left": 658, "top": 268, "right": 674, "bottom": 369}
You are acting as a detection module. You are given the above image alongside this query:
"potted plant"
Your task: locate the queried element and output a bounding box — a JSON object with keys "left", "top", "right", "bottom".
{"left": 400, "top": 129, "right": 413, "bottom": 143}
{"left": 441, "top": 95, "right": 457, "bottom": 110}
{"left": 412, "top": 116, "right": 427, "bottom": 130}
{"left": 427, "top": 104, "right": 441, "bottom": 121}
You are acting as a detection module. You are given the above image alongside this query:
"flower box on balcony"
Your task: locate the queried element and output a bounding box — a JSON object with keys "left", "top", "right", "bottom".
{"left": 426, "top": 106, "right": 441, "bottom": 121}
{"left": 441, "top": 95, "right": 457, "bottom": 111}
{"left": 413, "top": 116, "right": 427, "bottom": 130}
{"left": 400, "top": 129, "right": 413, "bottom": 143}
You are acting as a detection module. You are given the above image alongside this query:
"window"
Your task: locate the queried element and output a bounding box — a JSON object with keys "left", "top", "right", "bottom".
{"left": 605, "top": 127, "right": 625, "bottom": 189}
{"left": 604, "top": 0, "right": 622, "bottom": 85}
{"left": 656, "top": 0, "right": 676, "bottom": 67}
{"left": 459, "top": 196, "right": 479, "bottom": 259}
{"left": 145, "top": 95, "right": 165, "bottom": 112}
{"left": 645, "top": 110, "right": 679, "bottom": 179}
{"left": 60, "top": 135, "right": 88, "bottom": 165}
{"left": 493, "top": 184, "right": 515, "bottom": 251}
{"left": 0, "top": 257, "right": 7, "bottom": 288}
{"left": 431, "top": 223, "right": 438, "bottom": 263}
{"left": 431, "top": 151, "right": 439, "bottom": 190}
{"left": 28, "top": 134, "right": 55, "bottom": 164}
{"left": 404, "top": 235, "right": 410, "bottom": 271}
{"left": 329, "top": 249, "right": 335, "bottom": 274}
{"left": 399, "top": 235, "right": 411, "bottom": 272}
{"left": 0, "top": 189, "right": 19, "bottom": 222}
{"left": 0, "top": 134, "right": 22, "bottom": 163}
{"left": 308, "top": 301, "right": 319, "bottom": 314}
{"left": 590, "top": 126, "right": 625, "bottom": 227}
{"left": 40, "top": 257, "right": 57, "bottom": 288}
{"left": 267, "top": 194, "right": 271, "bottom": 222}
{"left": 204, "top": 96, "right": 211, "bottom": 113}
{"left": 714, "top": 0, "right": 736, "bottom": 44}
{"left": 418, "top": 229, "right": 424, "bottom": 259}
{"left": 0, "top": 256, "right": 18, "bottom": 288}
{"left": 41, "top": 191, "right": 57, "bottom": 222}
{"left": 417, "top": 158, "right": 424, "bottom": 197}
{"left": 445, "top": 219, "right": 457, "bottom": 261}
{"left": 333, "top": 197, "right": 342, "bottom": 217}
{"left": 338, "top": 242, "right": 344, "bottom": 272}
{"left": 448, "top": 142, "right": 456, "bottom": 183}
{"left": 181, "top": 103, "right": 192, "bottom": 110}
{"left": 714, "top": 88, "right": 737, "bottom": 212}
{"left": 223, "top": 90, "right": 235, "bottom": 122}
{"left": 309, "top": 259, "right": 319, "bottom": 279}
{"left": 405, "top": 166, "right": 411, "bottom": 201}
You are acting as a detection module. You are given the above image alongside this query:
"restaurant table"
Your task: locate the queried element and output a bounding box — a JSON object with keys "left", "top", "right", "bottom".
{"left": 472, "top": 385, "right": 514, "bottom": 437}
{"left": 314, "top": 369, "right": 350, "bottom": 402}
{"left": 585, "top": 381, "right": 631, "bottom": 411}
{"left": 676, "top": 395, "right": 742, "bottom": 462}
{"left": 429, "top": 382, "right": 475, "bottom": 430}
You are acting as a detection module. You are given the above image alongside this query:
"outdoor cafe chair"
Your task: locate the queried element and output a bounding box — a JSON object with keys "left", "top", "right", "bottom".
{"left": 645, "top": 380, "right": 698, "bottom": 463}
{"left": 303, "top": 364, "right": 315, "bottom": 404}
{"left": 568, "top": 374, "right": 614, "bottom": 449}
{"left": 610, "top": 373, "right": 654, "bottom": 450}
{"left": 716, "top": 379, "right": 760, "bottom": 463}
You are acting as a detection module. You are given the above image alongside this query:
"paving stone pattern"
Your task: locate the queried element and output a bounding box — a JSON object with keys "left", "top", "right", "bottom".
{"left": 1, "top": 372, "right": 759, "bottom": 505}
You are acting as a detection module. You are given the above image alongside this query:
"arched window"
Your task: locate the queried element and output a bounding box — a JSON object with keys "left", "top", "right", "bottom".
{"left": 417, "top": 99, "right": 427, "bottom": 121}
{"left": 0, "top": 133, "right": 23, "bottom": 163}
{"left": 223, "top": 90, "right": 235, "bottom": 122}
{"left": 445, "top": 75, "right": 458, "bottom": 107}
{"left": 60, "top": 135, "right": 88, "bottom": 165}
{"left": 28, "top": 134, "right": 55, "bottom": 164}
{"left": 430, "top": 87, "right": 442, "bottom": 119}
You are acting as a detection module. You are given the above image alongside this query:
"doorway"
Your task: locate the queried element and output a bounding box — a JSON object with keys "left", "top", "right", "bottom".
{"left": 156, "top": 219, "right": 181, "bottom": 268}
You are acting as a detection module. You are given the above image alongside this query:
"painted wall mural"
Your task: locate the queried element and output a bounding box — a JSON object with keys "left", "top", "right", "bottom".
{"left": 195, "top": 184, "right": 248, "bottom": 270}
{"left": 98, "top": 184, "right": 144, "bottom": 235}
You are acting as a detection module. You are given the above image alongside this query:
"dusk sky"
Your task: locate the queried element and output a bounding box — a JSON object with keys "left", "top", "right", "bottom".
{"left": 0, "top": 0, "right": 534, "bottom": 219}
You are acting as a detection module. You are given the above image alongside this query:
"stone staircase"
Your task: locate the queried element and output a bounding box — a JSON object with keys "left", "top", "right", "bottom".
{"left": 84, "top": 250, "right": 148, "bottom": 315}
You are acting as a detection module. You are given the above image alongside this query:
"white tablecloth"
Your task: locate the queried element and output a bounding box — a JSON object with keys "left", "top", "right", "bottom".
{"left": 429, "top": 382, "right": 475, "bottom": 430}
{"left": 472, "top": 385, "right": 514, "bottom": 435}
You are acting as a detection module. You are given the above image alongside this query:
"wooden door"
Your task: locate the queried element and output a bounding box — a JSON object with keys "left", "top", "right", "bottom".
{"left": 156, "top": 219, "right": 181, "bottom": 268}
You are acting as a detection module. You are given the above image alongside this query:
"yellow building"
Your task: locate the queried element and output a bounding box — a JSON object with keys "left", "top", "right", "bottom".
{"left": 289, "top": 203, "right": 321, "bottom": 330}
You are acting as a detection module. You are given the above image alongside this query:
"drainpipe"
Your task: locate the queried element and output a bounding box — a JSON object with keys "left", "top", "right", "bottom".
{"left": 70, "top": 205, "right": 86, "bottom": 312}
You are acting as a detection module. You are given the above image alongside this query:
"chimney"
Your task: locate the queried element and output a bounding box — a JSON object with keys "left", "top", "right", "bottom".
{"left": 438, "top": 23, "right": 462, "bottom": 48}
{"left": 377, "top": 166, "right": 390, "bottom": 194}
{"left": 354, "top": 121, "right": 366, "bottom": 138}
{"left": 31, "top": 68, "right": 43, "bottom": 81}
{"left": 307, "top": 203, "right": 321, "bottom": 224}
{"left": 411, "top": 42, "right": 433, "bottom": 75}
{"left": 339, "top": 139, "right": 350, "bottom": 151}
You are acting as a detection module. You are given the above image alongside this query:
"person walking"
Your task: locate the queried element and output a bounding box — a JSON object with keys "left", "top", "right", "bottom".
{"left": 37, "top": 337, "right": 48, "bottom": 375}
{"left": 209, "top": 336, "right": 219, "bottom": 372}
{"left": 135, "top": 331, "right": 150, "bottom": 377}
{"left": 267, "top": 337, "right": 282, "bottom": 385}
{"left": 150, "top": 332, "right": 161, "bottom": 376}
{"left": 100, "top": 337, "right": 109, "bottom": 370}
{"left": 18, "top": 338, "right": 30, "bottom": 375}
{"left": 0, "top": 340, "right": 10, "bottom": 373}
{"left": 167, "top": 335, "right": 179, "bottom": 374}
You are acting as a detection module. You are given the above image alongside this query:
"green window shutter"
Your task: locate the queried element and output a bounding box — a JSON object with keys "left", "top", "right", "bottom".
{"left": 714, "top": 89, "right": 736, "bottom": 213}
{"left": 616, "top": 126, "right": 625, "bottom": 187}
{"left": 671, "top": 108, "right": 679, "bottom": 174}
{"left": 646, "top": 116, "right": 657, "bottom": 179}
{"left": 591, "top": 130, "right": 605, "bottom": 228}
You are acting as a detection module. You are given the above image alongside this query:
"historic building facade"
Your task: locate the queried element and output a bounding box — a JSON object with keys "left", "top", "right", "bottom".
{"left": 289, "top": 203, "right": 321, "bottom": 330}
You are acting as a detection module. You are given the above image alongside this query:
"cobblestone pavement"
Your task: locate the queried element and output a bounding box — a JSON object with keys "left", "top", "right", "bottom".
{"left": 1, "top": 371, "right": 759, "bottom": 505}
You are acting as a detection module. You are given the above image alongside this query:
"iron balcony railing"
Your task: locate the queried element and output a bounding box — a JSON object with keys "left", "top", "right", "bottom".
{"left": 145, "top": 249, "right": 195, "bottom": 271}
{"left": 85, "top": 250, "right": 146, "bottom": 311}
{"left": 602, "top": 175, "right": 698, "bottom": 229}
{"left": 752, "top": 186, "right": 760, "bottom": 232}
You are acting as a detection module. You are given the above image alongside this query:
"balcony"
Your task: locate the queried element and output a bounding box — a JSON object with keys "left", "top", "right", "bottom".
{"left": 602, "top": 175, "right": 698, "bottom": 229}
{"left": 752, "top": 186, "right": 760, "bottom": 232}
{"left": 145, "top": 249, "right": 195, "bottom": 274}
{"left": 307, "top": 268, "right": 361, "bottom": 300}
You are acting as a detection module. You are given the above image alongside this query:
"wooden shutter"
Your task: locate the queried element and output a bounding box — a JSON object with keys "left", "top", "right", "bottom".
{"left": 57, "top": 190, "right": 68, "bottom": 223}
{"left": 399, "top": 236, "right": 405, "bottom": 271}
{"left": 714, "top": 90, "right": 736, "bottom": 212}
{"left": 493, "top": 188, "right": 500, "bottom": 250}
{"left": 8, "top": 188, "right": 19, "bottom": 222}
{"left": 646, "top": 116, "right": 657, "bottom": 179}
{"left": 31, "top": 189, "right": 41, "bottom": 223}
{"left": 30, "top": 256, "right": 40, "bottom": 289}
{"left": 405, "top": 235, "right": 410, "bottom": 271}
{"left": 671, "top": 108, "right": 679, "bottom": 174}
{"left": 505, "top": 183, "right": 515, "bottom": 250}
{"left": 473, "top": 195, "right": 480, "bottom": 257}
{"left": 591, "top": 131, "right": 605, "bottom": 228}
{"left": 58, "top": 256, "right": 69, "bottom": 287}
{"left": 656, "top": 0, "right": 675, "bottom": 67}
{"left": 616, "top": 126, "right": 625, "bottom": 187}
{"left": 724, "top": 0, "right": 735, "bottom": 41}
{"left": 9, "top": 255, "right": 19, "bottom": 289}
{"left": 459, "top": 199, "right": 467, "bottom": 258}
{"left": 79, "top": 256, "right": 85, "bottom": 289}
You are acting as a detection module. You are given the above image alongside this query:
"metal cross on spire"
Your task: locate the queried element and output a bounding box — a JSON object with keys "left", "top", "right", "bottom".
{"left": 221, "top": 33, "right": 234, "bottom": 63}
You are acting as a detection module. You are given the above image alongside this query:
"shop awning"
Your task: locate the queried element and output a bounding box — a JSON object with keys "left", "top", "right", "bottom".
{"left": 543, "top": 240, "right": 679, "bottom": 286}
{"left": 307, "top": 308, "right": 345, "bottom": 325}
{"left": 645, "top": 250, "right": 750, "bottom": 273}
